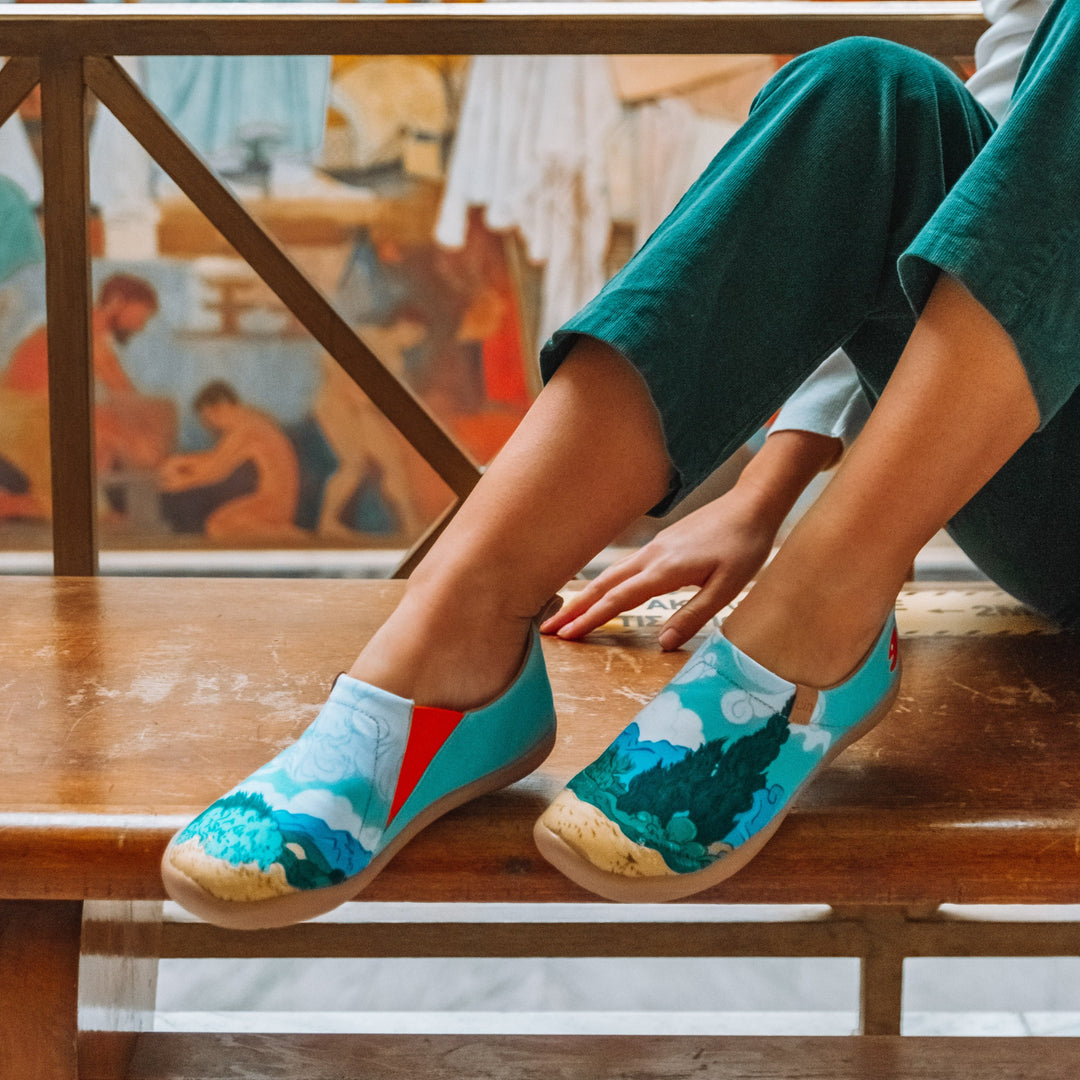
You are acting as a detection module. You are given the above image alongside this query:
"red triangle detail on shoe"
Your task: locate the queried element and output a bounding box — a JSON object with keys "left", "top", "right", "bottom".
{"left": 387, "top": 705, "right": 466, "bottom": 825}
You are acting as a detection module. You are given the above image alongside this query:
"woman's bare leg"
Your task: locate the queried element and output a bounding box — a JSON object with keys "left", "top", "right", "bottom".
{"left": 352, "top": 272, "right": 1039, "bottom": 706}
{"left": 723, "top": 274, "right": 1040, "bottom": 687}
{"left": 348, "top": 337, "right": 672, "bottom": 709}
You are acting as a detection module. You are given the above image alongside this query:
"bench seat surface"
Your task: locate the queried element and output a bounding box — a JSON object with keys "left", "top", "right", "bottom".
{"left": 2, "top": 576, "right": 1078, "bottom": 905}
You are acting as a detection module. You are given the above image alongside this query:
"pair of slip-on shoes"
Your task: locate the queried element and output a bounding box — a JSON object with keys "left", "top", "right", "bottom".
{"left": 163, "top": 616, "right": 900, "bottom": 928}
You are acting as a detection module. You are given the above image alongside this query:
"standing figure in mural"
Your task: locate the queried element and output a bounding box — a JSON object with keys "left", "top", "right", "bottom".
{"left": 163, "top": 1, "right": 1080, "bottom": 925}
{"left": 314, "top": 310, "right": 427, "bottom": 541}
{"left": 158, "top": 380, "right": 305, "bottom": 542}
{"left": 0, "top": 272, "right": 173, "bottom": 520}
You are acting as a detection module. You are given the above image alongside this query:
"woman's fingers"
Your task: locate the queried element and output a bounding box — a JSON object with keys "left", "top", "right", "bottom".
{"left": 550, "top": 573, "right": 671, "bottom": 639}
{"left": 656, "top": 576, "right": 740, "bottom": 651}
{"left": 540, "top": 554, "right": 645, "bottom": 633}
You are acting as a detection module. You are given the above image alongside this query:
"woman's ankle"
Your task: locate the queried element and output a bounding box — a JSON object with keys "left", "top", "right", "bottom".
{"left": 347, "top": 586, "right": 536, "bottom": 710}
{"left": 723, "top": 574, "right": 897, "bottom": 688}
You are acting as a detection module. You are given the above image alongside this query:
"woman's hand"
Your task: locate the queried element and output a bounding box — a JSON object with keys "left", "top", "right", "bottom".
{"left": 540, "top": 489, "right": 777, "bottom": 650}
{"left": 541, "top": 429, "right": 844, "bottom": 650}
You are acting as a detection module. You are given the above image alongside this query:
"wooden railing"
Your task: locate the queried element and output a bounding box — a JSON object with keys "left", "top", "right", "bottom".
{"left": 0, "top": 2, "right": 988, "bottom": 577}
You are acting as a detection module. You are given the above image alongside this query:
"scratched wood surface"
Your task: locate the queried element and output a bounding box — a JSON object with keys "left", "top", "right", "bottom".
{"left": 115, "top": 1034, "right": 1080, "bottom": 1080}
{"left": 1, "top": 576, "right": 1078, "bottom": 904}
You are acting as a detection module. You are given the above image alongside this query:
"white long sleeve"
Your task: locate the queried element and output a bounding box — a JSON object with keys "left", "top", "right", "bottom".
{"left": 967, "top": 0, "right": 1050, "bottom": 122}
{"left": 770, "top": 349, "right": 871, "bottom": 448}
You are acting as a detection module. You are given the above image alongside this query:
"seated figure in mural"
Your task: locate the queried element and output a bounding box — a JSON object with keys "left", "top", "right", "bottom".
{"left": 158, "top": 380, "right": 306, "bottom": 543}
{"left": 0, "top": 272, "right": 173, "bottom": 520}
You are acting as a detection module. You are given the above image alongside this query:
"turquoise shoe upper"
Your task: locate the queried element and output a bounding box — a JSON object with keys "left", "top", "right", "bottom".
{"left": 381, "top": 625, "right": 555, "bottom": 847}
{"left": 549, "top": 615, "right": 900, "bottom": 876}
{"left": 167, "top": 627, "right": 555, "bottom": 900}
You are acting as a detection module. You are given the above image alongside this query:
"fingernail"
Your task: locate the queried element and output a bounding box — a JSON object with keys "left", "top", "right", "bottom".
{"left": 658, "top": 629, "right": 679, "bottom": 651}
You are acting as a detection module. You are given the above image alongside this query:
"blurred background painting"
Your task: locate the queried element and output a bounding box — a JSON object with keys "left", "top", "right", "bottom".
{"left": 0, "top": 0, "right": 777, "bottom": 553}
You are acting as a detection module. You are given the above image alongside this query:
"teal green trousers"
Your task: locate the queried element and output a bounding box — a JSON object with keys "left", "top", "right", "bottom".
{"left": 540, "top": 0, "right": 1080, "bottom": 626}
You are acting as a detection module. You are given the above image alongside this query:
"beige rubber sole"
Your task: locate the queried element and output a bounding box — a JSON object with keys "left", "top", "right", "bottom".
{"left": 533, "top": 680, "right": 901, "bottom": 904}
{"left": 163, "top": 728, "right": 557, "bottom": 930}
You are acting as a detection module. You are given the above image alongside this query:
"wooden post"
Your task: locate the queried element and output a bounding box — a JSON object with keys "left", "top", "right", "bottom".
{"left": 0, "top": 899, "right": 83, "bottom": 1080}
{"left": 40, "top": 55, "right": 97, "bottom": 576}
{"left": 858, "top": 908, "right": 908, "bottom": 1035}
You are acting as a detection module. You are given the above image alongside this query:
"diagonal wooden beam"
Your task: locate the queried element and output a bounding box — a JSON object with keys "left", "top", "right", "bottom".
{"left": 0, "top": 56, "right": 40, "bottom": 129}
{"left": 84, "top": 55, "right": 481, "bottom": 507}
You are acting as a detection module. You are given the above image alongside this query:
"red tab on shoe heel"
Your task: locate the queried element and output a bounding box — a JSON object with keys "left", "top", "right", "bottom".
{"left": 387, "top": 705, "right": 466, "bottom": 824}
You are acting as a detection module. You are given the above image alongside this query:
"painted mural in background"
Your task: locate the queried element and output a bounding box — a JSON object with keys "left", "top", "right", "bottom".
{"left": 0, "top": 25, "right": 776, "bottom": 551}
{"left": 0, "top": 48, "right": 534, "bottom": 548}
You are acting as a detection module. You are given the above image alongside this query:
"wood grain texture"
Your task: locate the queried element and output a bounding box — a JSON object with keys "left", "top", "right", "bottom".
{"left": 0, "top": 55, "right": 40, "bottom": 129}
{"left": 1, "top": 577, "right": 1078, "bottom": 905}
{"left": 161, "top": 915, "right": 870, "bottom": 960}
{"left": 859, "top": 938, "right": 905, "bottom": 1034}
{"left": 118, "top": 1034, "right": 1080, "bottom": 1079}
{"left": 154, "top": 911, "right": 1080, "bottom": 961}
{"left": 84, "top": 56, "right": 480, "bottom": 500}
{"left": 0, "top": 899, "right": 81, "bottom": 1080}
{"left": 40, "top": 55, "right": 97, "bottom": 575}
{"left": 0, "top": 3, "right": 989, "bottom": 57}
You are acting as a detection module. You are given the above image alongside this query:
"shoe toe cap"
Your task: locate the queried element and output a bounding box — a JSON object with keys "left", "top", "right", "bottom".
{"left": 164, "top": 834, "right": 298, "bottom": 902}
{"left": 538, "top": 789, "right": 677, "bottom": 880}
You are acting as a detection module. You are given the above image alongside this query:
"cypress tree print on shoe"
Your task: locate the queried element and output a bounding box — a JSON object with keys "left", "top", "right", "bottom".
{"left": 163, "top": 626, "right": 556, "bottom": 929}
{"left": 534, "top": 614, "right": 901, "bottom": 902}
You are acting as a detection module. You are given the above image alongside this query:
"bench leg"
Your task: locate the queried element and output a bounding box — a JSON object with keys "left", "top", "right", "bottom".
{"left": 0, "top": 898, "right": 82, "bottom": 1080}
{"left": 860, "top": 938, "right": 905, "bottom": 1035}
{"left": 79, "top": 901, "right": 163, "bottom": 1080}
{"left": 853, "top": 905, "right": 939, "bottom": 1035}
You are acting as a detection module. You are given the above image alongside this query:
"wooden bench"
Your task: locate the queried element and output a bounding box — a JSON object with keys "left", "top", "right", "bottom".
{"left": 6, "top": 3, "right": 1076, "bottom": 1077}
{"left": 3, "top": 576, "right": 1079, "bottom": 1078}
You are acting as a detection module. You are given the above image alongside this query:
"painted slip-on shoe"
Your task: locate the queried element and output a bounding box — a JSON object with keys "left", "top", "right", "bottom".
{"left": 534, "top": 614, "right": 901, "bottom": 902}
{"left": 163, "top": 626, "right": 556, "bottom": 929}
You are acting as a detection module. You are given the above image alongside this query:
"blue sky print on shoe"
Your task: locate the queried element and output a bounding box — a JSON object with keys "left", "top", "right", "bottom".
{"left": 724, "top": 783, "right": 786, "bottom": 848}
{"left": 175, "top": 673, "right": 413, "bottom": 893}
{"left": 177, "top": 791, "right": 372, "bottom": 891}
